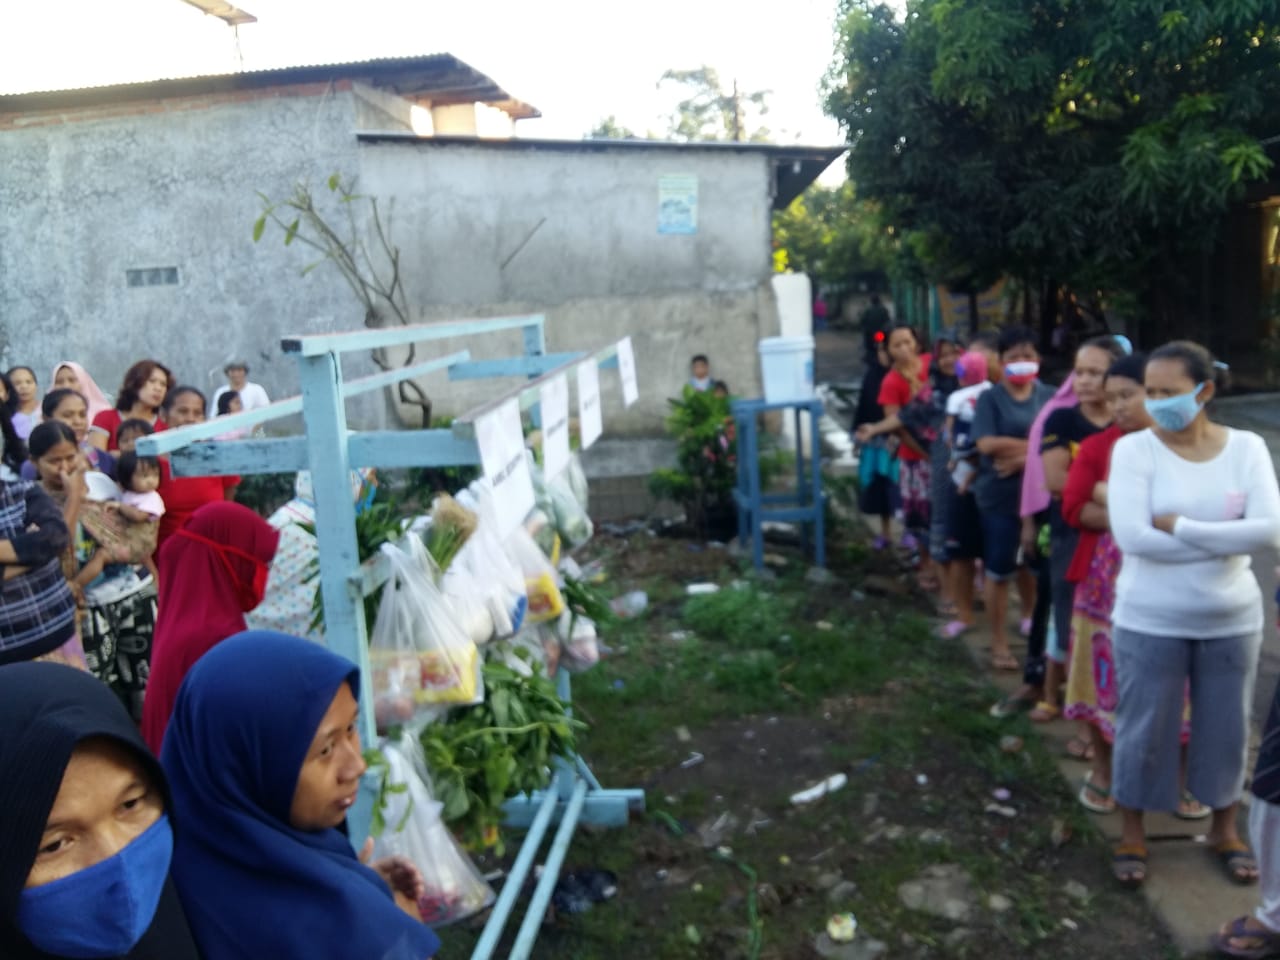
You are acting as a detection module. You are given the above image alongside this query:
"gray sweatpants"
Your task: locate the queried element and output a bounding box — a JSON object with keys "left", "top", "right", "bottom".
{"left": 1112, "top": 626, "right": 1261, "bottom": 812}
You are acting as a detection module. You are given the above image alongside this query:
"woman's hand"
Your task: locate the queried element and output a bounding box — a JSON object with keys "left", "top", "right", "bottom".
{"left": 1092, "top": 482, "right": 1108, "bottom": 506}
{"left": 994, "top": 452, "right": 1025, "bottom": 478}
{"left": 1153, "top": 514, "right": 1180, "bottom": 535}
{"left": 372, "top": 856, "right": 426, "bottom": 920}
{"left": 1020, "top": 516, "right": 1038, "bottom": 560}
{"left": 360, "top": 841, "right": 425, "bottom": 920}
{"left": 855, "top": 423, "right": 878, "bottom": 443}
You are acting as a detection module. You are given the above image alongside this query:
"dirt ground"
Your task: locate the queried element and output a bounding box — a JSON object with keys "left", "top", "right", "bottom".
{"left": 437, "top": 530, "right": 1188, "bottom": 960}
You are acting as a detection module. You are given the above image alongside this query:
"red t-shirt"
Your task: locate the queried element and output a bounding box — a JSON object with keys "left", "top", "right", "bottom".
{"left": 91, "top": 409, "right": 168, "bottom": 452}
{"left": 1061, "top": 424, "right": 1121, "bottom": 583}
{"left": 877, "top": 353, "right": 932, "bottom": 463}
{"left": 157, "top": 459, "right": 240, "bottom": 547}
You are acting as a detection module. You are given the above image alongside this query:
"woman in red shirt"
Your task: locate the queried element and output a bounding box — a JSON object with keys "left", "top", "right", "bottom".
{"left": 90, "top": 359, "right": 172, "bottom": 452}
{"left": 157, "top": 387, "right": 240, "bottom": 548}
{"left": 856, "top": 325, "right": 936, "bottom": 586}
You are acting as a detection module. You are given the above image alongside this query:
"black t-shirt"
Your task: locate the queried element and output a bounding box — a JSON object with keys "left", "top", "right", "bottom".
{"left": 1041, "top": 406, "right": 1107, "bottom": 536}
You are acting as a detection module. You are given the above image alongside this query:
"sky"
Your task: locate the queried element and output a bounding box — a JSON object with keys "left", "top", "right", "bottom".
{"left": 1, "top": 0, "right": 849, "bottom": 148}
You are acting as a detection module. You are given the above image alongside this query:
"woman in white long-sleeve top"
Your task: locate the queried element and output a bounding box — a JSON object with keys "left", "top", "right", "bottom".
{"left": 1107, "top": 340, "right": 1280, "bottom": 890}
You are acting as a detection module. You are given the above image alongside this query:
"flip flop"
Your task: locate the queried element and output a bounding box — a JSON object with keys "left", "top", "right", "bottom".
{"left": 1175, "top": 790, "right": 1212, "bottom": 821}
{"left": 1210, "top": 916, "right": 1280, "bottom": 959}
{"left": 1065, "top": 736, "right": 1095, "bottom": 761}
{"left": 1215, "top": 842, "right": 1260, "bottom": 886}
{"left": 1112, "top": 845, "right": 1148, "bottom": 888}
{"left": 991, "top": 652, "right": 1020, "bottom": 672}
{"left": 935, "top": 620, "right": 971, "bottom": 640}
{"left": 989, "top": 694, "right": 1035, "bottom": 718}
{"left": 1079, "top": 772, "right": 1116, "bottom": 814}
{"left": 1028, "top": 701, "right": 1061, "bottom": 723}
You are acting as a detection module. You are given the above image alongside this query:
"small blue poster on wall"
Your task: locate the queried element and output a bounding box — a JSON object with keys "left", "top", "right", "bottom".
{"left": 658, "top": 174, "right": 698, "bottom": 234}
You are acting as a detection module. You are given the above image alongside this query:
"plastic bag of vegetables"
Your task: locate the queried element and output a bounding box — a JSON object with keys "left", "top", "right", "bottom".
{"left": 369, "top": 537, "right": 481, "bottom": 729}
{"left": 370, "top": 735, "right": 495, "bottom": 926}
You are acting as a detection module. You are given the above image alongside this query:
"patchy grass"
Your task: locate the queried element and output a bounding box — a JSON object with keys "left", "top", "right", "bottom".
{"left": 435, "top": 533, "right": 1177, "bottom": 960}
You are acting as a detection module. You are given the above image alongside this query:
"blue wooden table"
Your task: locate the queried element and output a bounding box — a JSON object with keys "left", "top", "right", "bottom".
{"left": 139, "top": 314, "right": 643, "bottom": 960}
{"left": 731, "top": 397, "right": 826, "bottom": 570}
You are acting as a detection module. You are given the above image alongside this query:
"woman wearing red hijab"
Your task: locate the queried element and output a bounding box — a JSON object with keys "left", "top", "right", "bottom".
{"left": 142, "top": 501, "right": 279, "bottom": 753}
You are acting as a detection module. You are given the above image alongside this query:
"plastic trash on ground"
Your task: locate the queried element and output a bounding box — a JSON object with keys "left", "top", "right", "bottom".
{"left": 610, "top": 590, "right": 649, "bottom": 618}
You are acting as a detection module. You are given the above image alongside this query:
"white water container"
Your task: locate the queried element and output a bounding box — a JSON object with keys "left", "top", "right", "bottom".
{"left": 758, "top": 335, "right": 815, "bottom": 403}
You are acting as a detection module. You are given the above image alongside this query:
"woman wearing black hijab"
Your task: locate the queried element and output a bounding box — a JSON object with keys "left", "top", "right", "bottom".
{"left": 0, "top": 661, "right": 201, "bottom": 959}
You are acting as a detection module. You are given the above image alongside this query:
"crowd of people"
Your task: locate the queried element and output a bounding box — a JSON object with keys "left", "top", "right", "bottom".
{"left": 0, "top": 357, "right": 441, "bottom": 958}
{"left": 853, "top": 318, "right": 1280, "bottom": 950}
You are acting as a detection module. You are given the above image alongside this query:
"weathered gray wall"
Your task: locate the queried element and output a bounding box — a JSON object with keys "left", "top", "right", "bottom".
{"left": 354, "top": 140, "right": 779, "bottom": 433}
{"left": 1, "top": 99, "right": 780, "bottom": 438}
{"left": 0, "top": 88, "right": 380, "bottom": 411}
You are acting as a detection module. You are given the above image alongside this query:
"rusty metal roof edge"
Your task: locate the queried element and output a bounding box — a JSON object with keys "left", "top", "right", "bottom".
{"left": 0, "top": 53, "right": 539, "bottom": 119}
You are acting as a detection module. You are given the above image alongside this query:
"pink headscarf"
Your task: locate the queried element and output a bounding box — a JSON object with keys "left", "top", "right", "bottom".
{"left": 1019, "top": 373, "right": 1076, "bottom": 518}
{"left": 954, "top": 351, "right": 989, "bottom": 388}
{"left": 49, "top": 361, "right": 110, "bottom": 422}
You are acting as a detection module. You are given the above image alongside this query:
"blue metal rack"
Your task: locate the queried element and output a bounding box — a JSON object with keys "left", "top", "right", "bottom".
{"left": 139, "top": 314, "right": 644, "bottom": 960}
{"left": 730, "top": 397, "right": 827, "bottom": 570}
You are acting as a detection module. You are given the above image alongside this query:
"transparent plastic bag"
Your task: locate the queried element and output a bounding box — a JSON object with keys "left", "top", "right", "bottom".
{"left": 555, "top": 610, "right": 600, "bottom": 673}
{"left": 505, "top": 526, "right": 564, "bottom": 625}
{"left": 566, "top": 453, "right": 590, "bottom": 513}
{"left": 369, "top": 538, "right": 480, "bottom": 729}
{"left": 372, "top": 735, "right": 496, "bottom": 926}
{"left": 456, "top": 483, "right": 527, "bottom": 636}
{"left": 549, "top": 473, "right": 593, "bottom": 548}
{"left": 439, "top": 564, "right": 497, "bottom": 647}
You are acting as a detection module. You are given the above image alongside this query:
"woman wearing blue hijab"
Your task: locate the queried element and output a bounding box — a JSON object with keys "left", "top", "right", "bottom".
{"left": 160, "top": 631, "right": 440, "bottom": 960}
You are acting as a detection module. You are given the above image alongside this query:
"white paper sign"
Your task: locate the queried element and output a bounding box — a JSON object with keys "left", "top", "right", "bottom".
{"left": 540, "top": 374, "right": 571, "bottom": 481}
{"left": 577, "top": 360, "right": 603, "bottom": 450}
{"left": 617, "top": 336, "right": 639, "bottom": 408}
{"left": 474, "top": 398, "right": 535, "bottom": 537}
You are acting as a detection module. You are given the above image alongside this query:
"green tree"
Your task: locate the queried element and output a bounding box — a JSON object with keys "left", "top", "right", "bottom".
{"left": 825, "top": 0, "right": 1280, "bottom": 325}
{"left": 771, "top": 182, "right": 896, "bottom": 282}
{"left": 585, "top": 115, "right": 638, "bottom": 139}
{"left": 660, "top": 66, "right": 771, "bottom": 142}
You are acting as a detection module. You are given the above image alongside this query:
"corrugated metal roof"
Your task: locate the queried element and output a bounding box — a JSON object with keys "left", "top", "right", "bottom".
{"left": 0, "top": 53, "right": 540, "bottom": 120}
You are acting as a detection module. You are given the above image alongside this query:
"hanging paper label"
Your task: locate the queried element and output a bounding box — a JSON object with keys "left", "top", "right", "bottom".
{"left": 474, "top": 398, "right": 534, "bottom": 537}
{"left": 540, "top": 373, "right": 571, "bottom": 480}
{"left": 577, "top": 360, "right": 603, "bottom": 450}
{"left": 617, "top": 336, "right": 639, "bottom": 407}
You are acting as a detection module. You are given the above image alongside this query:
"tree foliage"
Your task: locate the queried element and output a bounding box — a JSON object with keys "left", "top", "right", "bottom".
{"left": 771, "top": 182, "right": 897, "bottom": 281}
{"left": 825, "top": 0, "right": 1280, "bottom": 309}
{"left": 585, "top": 115, "right": 638, "bottom": 139}
{"left": 660, "top": 66, "right": 772, "bottom": 142}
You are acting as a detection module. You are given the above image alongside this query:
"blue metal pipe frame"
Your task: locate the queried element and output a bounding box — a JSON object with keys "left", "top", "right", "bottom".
{"left": 142, "top": 313, "right": 642, "bottom": 959}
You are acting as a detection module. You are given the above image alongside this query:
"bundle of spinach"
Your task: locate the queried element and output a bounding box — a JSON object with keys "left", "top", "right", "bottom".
{"left": 419, "top": 657, "right": 583, "bottom": 855}
{"left": 561, "top": 574, "right": 615, "bottom": 636}
{"left": 363, "top": 747, "right": 412, "bottom": 839}
{"left": 301, "top": 500, "right": 408, "bottom": 634}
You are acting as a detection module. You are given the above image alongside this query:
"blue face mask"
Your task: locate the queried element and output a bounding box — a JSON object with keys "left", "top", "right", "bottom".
{"left": 1144, "top": 383, "right": 1205, "bottom": 432}
{"left": 18, "top": 814, "right": 173, "bottom": 959}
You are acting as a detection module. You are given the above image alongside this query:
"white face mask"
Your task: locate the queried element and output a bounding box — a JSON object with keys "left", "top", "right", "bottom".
{"left": 691, "top": 376, "right": 712, "bottom": 390}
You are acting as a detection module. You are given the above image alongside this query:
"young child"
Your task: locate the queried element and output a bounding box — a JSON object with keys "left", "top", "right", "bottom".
{"left": 945, "top": 349, "right": 997, "bottom": 493}
{"left": 115, "top": 418, "right": 154, "bottom": 455}
{"left": 110, "top": 452, "right": 165, "bottom": 581}
{"left": 936, "top": 348, "right": 996, "bottom": 639}
{"left": 215, "top": 390, "right": 250, "bottom": 441}
{"left": 690, "top": 355, "right": 712, "bottom": 392}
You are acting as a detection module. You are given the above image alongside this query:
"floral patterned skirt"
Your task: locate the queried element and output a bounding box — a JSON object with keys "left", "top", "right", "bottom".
{"left": 1064, "top": 533, "right": 1190, "bottom": 744}
{"left": 898, "top": 458, "right": 931, "bottom": 539}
